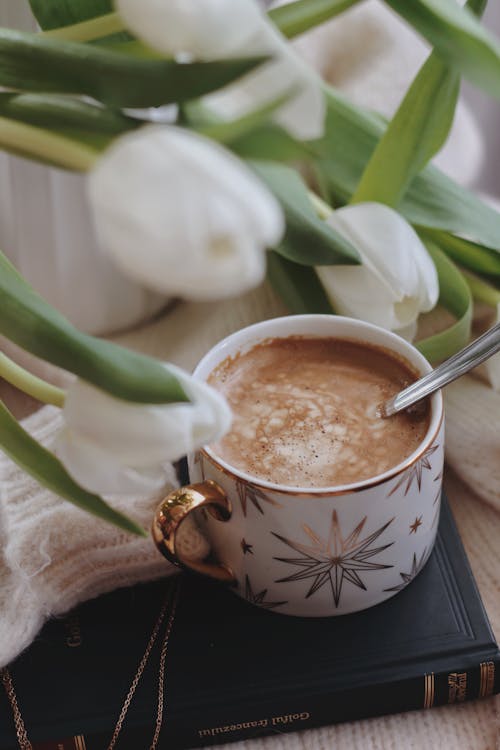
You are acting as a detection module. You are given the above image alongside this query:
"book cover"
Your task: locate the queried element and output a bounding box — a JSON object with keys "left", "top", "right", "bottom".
{"left": 0, "top": 495, "right": 499, "bottom": 750}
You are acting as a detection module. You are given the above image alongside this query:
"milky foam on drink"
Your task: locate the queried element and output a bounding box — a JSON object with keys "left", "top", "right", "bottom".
{"left": 208, "top": 337, "right": 430, "bottom": 489}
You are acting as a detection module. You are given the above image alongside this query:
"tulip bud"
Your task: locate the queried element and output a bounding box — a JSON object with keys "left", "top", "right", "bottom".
{"left": 316, "top": 203, "right": 439, "bottom": 341}
{"left": 87, "top": 125, "right": 284, "bottom": 300}
{"left": 54, "top": 365, "right": 232, "bottom": 495}
{"left": 115, "top": 0, "right": 265, "bottom": 61}
{"left": 115, "top": 0, "right": 325, "bottom": 140}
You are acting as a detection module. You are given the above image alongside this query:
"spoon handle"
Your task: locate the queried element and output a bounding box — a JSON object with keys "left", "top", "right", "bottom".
{"left": 381, "top": 321, "right": 500, "bottom": 418}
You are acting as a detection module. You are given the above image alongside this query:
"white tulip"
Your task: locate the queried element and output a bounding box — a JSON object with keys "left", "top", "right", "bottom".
{"left": 87, "top": 125, "right": 284, "bottom": 300}
{"left": 115, "top": 0, "right": 325, "bottom": 140}
{"left": 316, "top": 203, "right": 439, "bottom": 341}
{"left": 115, "top": 0, "right": 265, "bottom": 61}
{"left": 54, "top": 366, "right": 232, "bottom": 495}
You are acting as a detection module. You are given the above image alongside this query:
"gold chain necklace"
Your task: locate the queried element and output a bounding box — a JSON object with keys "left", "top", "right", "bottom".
{"left": 1, "top": 578, "right": 181, "bottom": 750}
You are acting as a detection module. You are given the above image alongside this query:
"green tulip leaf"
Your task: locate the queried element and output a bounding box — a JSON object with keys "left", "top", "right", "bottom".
{"left": 29, "top": 2, "right": 128, "bottom": 45}
{"left": 0, "top": 93, "right": 136, "bottom": 136}
{"left": 316, "top": 86, "right": 500, "bottom": 251}
{"left": 352, "top": 58, "right": 460, "bottom": 206}
{"left": 183, "top": 98, "right": 310, "bottom": 163}
{"left": 417, "top": 242, "right": 473, "bottom": 362}
{"left": 267, "top": 252, "right": 335, "bottom": 315}
{"left": 0, "top": 251, "right": 188, "bottom": 405}
{"left": 0, "top": 401, "right": 146, "bottom": 536}
{"left": 229, "top": 124, "right": 311, "bottom": 163}
{"left": 250, "top": 161, "right": 360, "bottom": 266}
{"left": 28, "top": 1, "right": 131, "bottom": 45}
{"left": 28, "top": 0, "right": 113, "bottom": 29}
{"left": 420, "top": 229, "right": 500, "bottom": 276}
{"left": 269, "top": 0, "right": 362, "bottom": 38}
{"left": 0, "top": 29, "right": 266, "bottom": 109}
{"left": 462, "top": 269, "right": 500, "bottom": 308}
{"left": 383, "top": 0, "right": 500, "bottom": 99}
{"left": 352, "top": 0, "right": 484, "bottom": 206}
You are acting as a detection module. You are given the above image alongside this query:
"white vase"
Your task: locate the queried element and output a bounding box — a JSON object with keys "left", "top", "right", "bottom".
{"left": 0, "top": 2, "right": 167, "bottom": 335}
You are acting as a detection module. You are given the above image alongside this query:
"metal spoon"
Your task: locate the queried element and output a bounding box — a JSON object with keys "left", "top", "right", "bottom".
{"left": 380, "top": 321, "right": 500, "bottom": 418}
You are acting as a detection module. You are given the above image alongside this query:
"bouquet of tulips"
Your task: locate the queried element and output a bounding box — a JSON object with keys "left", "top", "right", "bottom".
{"left": 1, "top": 0, "right": 500, "bottom": 534}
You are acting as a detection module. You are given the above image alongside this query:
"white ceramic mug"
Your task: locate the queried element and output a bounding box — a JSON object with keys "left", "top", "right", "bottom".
{"left": 153, "top": 315, "right": 444, "bottom": 617}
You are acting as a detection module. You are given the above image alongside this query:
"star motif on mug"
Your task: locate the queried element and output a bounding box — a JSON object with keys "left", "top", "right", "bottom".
{"left": 236, "top": 480, "right": 282, "bottom": 517}
{"left": 409, "top": 516, "right": 423, "bottom": 534}
{"left": 272, "top": 511, "right": 394, "bottom": 608}
{"left": 244, "top": 575, "right": 287, "bottom": 609}
{"left": 241, "top": 538, "right": 254, "bottom": 555}
{"left": 388, "top": 443, "right": 440, "bottom": 497}
{"left": 384, "top": 548, "right": 430, "bottom": 592}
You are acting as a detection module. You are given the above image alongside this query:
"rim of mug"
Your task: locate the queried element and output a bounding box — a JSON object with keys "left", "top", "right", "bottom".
{"left": 194, "top": 314, "right": 444, "bottom": 497}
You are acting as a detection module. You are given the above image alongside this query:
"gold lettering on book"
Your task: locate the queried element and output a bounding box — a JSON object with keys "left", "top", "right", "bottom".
{"left": 198, "top": 712, "right": 310, "bottom": 738}
{"left": 423, "top": 673, "right": 435, "bottom": 709}
{"left": 479, "top": 662, "right": 495, "bottom": 698}
{"left": 448, "top": 672, "right": 467, "bottom": 704}
{"left": 271, "top": 712, "right": 310, "bottom": 726}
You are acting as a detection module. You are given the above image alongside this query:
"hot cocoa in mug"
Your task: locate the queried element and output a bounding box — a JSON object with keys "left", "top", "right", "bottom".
{"left": 153, "top": 315, "right": 444, "bottom": 617}
{"left": 209, "top": 336, "right": 430, "bottom": 489}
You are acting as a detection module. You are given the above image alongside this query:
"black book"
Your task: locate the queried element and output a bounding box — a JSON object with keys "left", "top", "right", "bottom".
{"left": 1, "top": 495, "right": 499, "bottom": 750}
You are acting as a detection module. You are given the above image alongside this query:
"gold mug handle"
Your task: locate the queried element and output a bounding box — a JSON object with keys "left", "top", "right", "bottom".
{"left": 152, "top": 480, "right": 236, "bottom": 583}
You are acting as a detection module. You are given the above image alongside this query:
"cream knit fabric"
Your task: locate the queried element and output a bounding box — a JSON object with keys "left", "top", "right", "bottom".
{"left": 0, "top": 407, "right": 180, "bottom": 668}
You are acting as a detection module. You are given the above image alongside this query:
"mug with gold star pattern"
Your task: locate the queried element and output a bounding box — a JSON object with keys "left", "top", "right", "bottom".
{"left": 153, "top": 315, "right": 444, "bottom": 617}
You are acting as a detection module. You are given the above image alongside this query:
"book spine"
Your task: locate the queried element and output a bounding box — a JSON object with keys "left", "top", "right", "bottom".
{"left": 28, "top": 658, "right": 499, "bottom": 750}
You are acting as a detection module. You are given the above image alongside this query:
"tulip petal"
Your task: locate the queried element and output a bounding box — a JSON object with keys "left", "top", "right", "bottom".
{"left": 115, "top": 0, "right": 266, "bottom": 61}
{"left": 88, "top": 125, "right": 284, "bottom": 300}
{"left": 317, "top": 203, "right": 439, "bottom": 335}
{"left": 54, "top": 429, "right": 171, "bottom": 495}
{"left": 328, "top": 204, "right": 434, "bottom": 299}
{"left": 316, "top": 265, "right": 420, "bottom": 331}
{"left": 54, "top": 365, "right": 232, "bottom": 495}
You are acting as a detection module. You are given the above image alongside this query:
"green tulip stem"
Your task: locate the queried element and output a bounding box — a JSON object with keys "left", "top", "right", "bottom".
{"left": 463, "top": 270, "right": 500, "bottom": 308}
{"left": 309, "top": 191, "right": 333, "bottom": 220}
{"left": 43, "top": 12, "right": 126, "bottom": 43}
{"left": 0, "top": 352, "right": 65, "bottom": 407}
{"left": 0, "top": 117, "right": 99, "bottom": 172}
